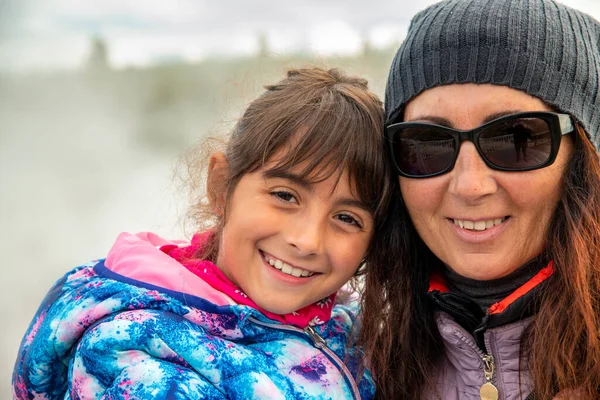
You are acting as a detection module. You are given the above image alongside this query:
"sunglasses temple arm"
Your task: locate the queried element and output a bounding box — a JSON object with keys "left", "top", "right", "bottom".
{"left": 559, "top": 114, "right": 574, "bottom": 135}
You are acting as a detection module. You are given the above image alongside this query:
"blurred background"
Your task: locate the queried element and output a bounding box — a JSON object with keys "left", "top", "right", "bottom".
{"left": 2, "top": 0, "right": 600, "bottom": 397}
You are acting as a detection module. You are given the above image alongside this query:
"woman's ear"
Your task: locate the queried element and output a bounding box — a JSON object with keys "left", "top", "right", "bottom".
{"left": 207, "top": 152, "right": 229, "bottom": 216}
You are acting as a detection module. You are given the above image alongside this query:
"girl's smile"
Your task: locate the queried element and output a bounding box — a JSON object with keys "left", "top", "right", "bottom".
{"left": 260, "top": 250, "right": 317, "bottom": 278}
{"left": 210, "top": 152, "right": 373, "bottom": 315}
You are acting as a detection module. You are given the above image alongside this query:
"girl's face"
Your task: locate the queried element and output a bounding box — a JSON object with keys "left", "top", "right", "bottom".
{"left": 400, "top": 84, "right": 574, "bottom": 280}
{"left": 211, "top": 153, "right": 373, "bottom": 314}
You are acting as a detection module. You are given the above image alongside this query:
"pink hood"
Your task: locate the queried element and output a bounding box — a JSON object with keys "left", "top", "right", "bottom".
{"left": 104, "top": 232, "right": 234, "bottom": 306}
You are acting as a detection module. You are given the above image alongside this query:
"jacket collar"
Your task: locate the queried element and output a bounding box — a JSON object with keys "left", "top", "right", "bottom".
{"left": 163, "top": 232, "right": 337, "bottom": 328}
{"left": 427, "top": 261, "right": 554, "bottom": 333}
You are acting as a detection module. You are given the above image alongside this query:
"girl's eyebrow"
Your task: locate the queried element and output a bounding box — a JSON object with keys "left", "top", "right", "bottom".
{"left": 262, "top": 169, "right": 371, "bottom": 213}
{"left": 262, "top": 170, "right": 312, "bottom": 190}
{"left": 336, "top": 198, "right": 372, "bottom": 214}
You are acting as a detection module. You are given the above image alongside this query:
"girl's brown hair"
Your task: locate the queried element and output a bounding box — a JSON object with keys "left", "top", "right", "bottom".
{"left": 360, "top": 123, "right": 600, "bottom": 399}
{"left": 184, "top": 66, "right": 392, "bottom": 273}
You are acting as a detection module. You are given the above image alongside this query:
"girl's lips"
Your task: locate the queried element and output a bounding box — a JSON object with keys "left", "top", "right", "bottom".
{"left": 447, "top": 216, "right": 510, "bottom": 244}
{"left": 259, "top": 251, "right": 319, "bottom": 281}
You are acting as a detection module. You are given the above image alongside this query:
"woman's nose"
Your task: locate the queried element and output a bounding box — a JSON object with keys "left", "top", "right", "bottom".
{"left": 448, "top": 142, "right": 498, "bottom": 203}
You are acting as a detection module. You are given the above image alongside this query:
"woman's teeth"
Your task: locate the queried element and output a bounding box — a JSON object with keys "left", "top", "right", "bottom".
{"left": 264, "top": 255, "right": 314, "bottom": 277}
{"left": 453, "top": 217, "right": 506, "bottom": 231}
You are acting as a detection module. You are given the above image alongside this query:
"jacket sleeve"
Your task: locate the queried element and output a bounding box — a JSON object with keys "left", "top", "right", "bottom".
{"left": 70, "top": 309, "right": 228, "bottom": 400}
{"left": 12, "top": 263, "right": 228, "bottom": 400}
{"left": 75, "top": 358, "right": 227, "bottom": 399}
{"left": 13, "top": 265, "right": 94, "bottom": 399}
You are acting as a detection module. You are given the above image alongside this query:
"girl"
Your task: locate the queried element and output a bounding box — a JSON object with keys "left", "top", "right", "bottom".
{"left": 12, "top": 67, "right": 390, "bottom": 400}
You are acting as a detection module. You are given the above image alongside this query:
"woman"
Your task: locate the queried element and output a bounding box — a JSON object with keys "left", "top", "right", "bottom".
{"left": 360, "top": 0, "right": 600, "bottom": 399}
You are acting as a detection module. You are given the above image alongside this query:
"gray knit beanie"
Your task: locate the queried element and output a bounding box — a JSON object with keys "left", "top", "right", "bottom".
{"left": 385, "top": 0, "right": 600, "bottom": 149}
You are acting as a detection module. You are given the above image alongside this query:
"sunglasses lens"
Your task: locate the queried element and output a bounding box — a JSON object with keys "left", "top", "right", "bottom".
{"left": 392, "top": 126, "right": 455, "bottom": 176}
{"left": 478, "top": 117, "right": 552, "bottom": 170}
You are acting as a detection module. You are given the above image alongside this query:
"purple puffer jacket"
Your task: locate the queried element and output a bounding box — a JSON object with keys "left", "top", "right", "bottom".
{"left": 423, "top": 263, "right": 556, "bottom": 399}
{"left": 424, "top": 312, "right": 534, "bottom": 400}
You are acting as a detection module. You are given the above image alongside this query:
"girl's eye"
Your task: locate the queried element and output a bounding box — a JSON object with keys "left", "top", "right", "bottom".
{"left": 335, "top": 213, "right": 363, "bottom": 229}
{"left": 271, "top": 191, "right": 298, "bottom": 204}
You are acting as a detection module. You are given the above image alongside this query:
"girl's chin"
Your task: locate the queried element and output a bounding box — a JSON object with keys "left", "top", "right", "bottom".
{"left": 255, "top": 301, "right": 300, "bottom": 315}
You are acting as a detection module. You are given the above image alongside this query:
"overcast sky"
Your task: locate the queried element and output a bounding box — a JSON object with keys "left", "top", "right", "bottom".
{"left": 1, "top": 0, "right": 600, "bottom": 71}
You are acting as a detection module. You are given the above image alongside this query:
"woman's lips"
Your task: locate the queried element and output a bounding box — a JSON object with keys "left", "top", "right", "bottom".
{"left": 452, "top": 216, "right": 507, "bottom": 231}
{"left": 448, "top": 216, "right": 510, "bottom": 243}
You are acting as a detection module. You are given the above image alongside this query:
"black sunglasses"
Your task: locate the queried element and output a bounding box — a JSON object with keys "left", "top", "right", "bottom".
{"left": 385, "top": 112, "right": 574, "bottom": 178}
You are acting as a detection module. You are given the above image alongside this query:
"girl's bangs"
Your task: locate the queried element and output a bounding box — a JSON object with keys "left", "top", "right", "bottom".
{"left": 261, "top": 102, "right": 387, "bottom": 214}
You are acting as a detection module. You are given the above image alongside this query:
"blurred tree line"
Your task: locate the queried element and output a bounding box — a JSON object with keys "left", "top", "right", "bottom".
{"left": 0, "top": 36, "right": 398, "bottom": 154}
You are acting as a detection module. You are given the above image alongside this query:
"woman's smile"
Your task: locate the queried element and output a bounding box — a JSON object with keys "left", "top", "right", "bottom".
{"left": 446, "top": 215, "right": 510, "bottom": 244}
{"left": 400, "top": 84, "right": 574, "bottom": 280}
{"left": 450, "top": 216, "right": 507, "bottom": 231}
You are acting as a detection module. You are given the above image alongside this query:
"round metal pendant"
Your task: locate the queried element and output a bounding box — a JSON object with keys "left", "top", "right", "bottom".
{"left": 480, "top": 382, "right": 499, "bottom": 400}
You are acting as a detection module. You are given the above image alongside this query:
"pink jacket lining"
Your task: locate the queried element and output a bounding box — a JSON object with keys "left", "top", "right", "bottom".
{"left": 104, "top": 232, "right": 235, "bottom": 306}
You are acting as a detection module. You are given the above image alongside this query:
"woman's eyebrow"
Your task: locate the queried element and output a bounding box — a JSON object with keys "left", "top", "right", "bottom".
{"left": 482, "top": 110, "right": 523, "bottom": 124}
{"left": 406, "top": 115, "right": 454, "bottom": 127}
{"left": 262, "top": 170, "right": 313, "bottom": 191}
{"left": 408, "top": 110, "right": 524, "bottom": 128}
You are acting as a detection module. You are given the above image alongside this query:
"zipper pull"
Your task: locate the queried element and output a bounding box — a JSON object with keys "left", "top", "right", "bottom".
{"left": 480, "top": 354, "right": 498, "bottom": 400}
{"left": 304, "top": 325, "right": 362, "bottom": 400}
{"left": 304, "top": 325, "right": 326, "bottom": 348}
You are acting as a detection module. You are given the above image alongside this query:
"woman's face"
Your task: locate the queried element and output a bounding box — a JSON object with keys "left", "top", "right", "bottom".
{"left": 400, "top": 84, "right": 574, "bottom": 280}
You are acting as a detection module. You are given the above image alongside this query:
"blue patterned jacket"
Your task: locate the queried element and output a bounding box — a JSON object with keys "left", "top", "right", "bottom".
{"left": 12, "top": 232, "right": 374, "bottom": 399}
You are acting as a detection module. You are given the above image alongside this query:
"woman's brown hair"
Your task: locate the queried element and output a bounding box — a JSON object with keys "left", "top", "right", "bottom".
{"left": 360, "top": 123, "right": 600, "bottom": 399}
{"left": 183, "top": 66, "right": 392, "bottom": 274}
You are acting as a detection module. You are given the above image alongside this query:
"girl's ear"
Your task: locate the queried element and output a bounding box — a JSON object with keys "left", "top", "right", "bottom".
{"left": 207, "top": 152, "right": 229, "bottom": 216}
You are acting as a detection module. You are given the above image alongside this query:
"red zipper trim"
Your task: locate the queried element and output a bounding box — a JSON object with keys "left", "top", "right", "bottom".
{"left": 427, "top": 261, "right": 555, "bottom": 315}
{"left": 488, "top": 261, "right": 555, "bottom": 315}
{"left": 428, "top": 270, "right": 450, "bottom": 293}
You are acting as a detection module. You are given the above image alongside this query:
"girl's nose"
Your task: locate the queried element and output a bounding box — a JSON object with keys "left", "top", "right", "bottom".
{"left": 448, "top": 142, "right": 498, "bottom": 203}
{"left": 285, "top": 217, "right": 323, "bottom": 256}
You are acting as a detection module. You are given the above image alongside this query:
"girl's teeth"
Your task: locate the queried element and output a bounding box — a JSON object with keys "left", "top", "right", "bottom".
{"left": 264, "top": 254, "right": 314, "bottom": 277}
{"left": 453, "top": 217, "right": 506, "bottom": 231}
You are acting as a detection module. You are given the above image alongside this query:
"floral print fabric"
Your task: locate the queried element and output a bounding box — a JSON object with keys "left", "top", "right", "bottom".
{"left": 12, "top": 247, "right": 373, "bottom": 399}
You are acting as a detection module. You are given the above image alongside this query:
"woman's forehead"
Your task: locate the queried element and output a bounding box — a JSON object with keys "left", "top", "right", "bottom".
{"left": 404, "top": 84, "right": 552, "bottom": 128}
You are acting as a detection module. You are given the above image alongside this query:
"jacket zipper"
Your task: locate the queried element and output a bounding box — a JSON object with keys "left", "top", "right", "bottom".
{"left": 248, "top": 317, "right": 362, "bottom": 400}
{"left": 458, "top": 333, "right": 498, "bottom": 398}
{"left": 430, "top": 296, "right": 500, "bottom": 394}
{"left": 430, "top": 296, "right": 480, "bottom": 333}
